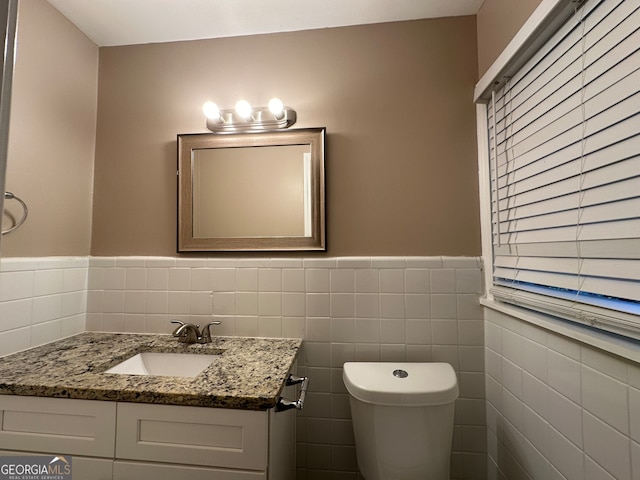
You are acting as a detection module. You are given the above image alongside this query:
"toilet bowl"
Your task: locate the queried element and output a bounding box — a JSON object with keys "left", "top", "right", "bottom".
{"left": 343, "top": 362, "right": 459, "bottom": 480}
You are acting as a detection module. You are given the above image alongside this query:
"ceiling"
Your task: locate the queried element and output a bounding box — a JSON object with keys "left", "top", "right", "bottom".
{"left": 46, "top": 0, "right": 484, "bottom": 47}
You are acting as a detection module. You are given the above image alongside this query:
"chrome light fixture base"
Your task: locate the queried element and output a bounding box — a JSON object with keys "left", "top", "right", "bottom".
{"left": 206, "top": 107, "right": 297, "bottom": 133}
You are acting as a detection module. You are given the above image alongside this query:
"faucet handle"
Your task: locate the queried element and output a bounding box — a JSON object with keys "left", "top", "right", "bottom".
{"left": 170, "top": 320, "right": 186, "bottom": 336}
{"left": 200, "top": 321, "right": 222, "bottom": 343}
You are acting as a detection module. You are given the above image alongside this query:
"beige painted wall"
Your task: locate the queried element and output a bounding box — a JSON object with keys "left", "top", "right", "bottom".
{"left": 0, "top": 2, "right": 559, "bottom": 258}
{"left": 476, "top": 0, "right": 543, "bottom": 78}
{"left": 1, "top": 0, "right": 98, "bottom": 257}
{"left": 91, "top": 17, "right": 481, "bottom": 257}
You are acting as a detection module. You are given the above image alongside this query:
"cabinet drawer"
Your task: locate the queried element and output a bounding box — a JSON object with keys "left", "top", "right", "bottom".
{"left": 0, "top": 396, "right": 116, "bottom": 457}
{"left": 116, "top": 403, "right": 268, "bottom": 470}
{"left": 114, "top": 460, "right": 266, "bottom": 480}
{"left": 0, "top": 450, "right": 113, "bottom": 480}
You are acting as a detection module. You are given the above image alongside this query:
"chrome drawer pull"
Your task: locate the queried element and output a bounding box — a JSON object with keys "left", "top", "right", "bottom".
{"left": 276, "top": 374, "right": 309, "bottom": 412}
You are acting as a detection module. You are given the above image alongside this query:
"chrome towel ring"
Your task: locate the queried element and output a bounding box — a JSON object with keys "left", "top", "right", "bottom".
{"left": 2, "top": 191, "right": 28, "bottom": 235}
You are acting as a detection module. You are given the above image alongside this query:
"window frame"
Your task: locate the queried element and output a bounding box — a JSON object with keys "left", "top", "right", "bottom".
{"left": 475, "top": 0, "right": 640, "bottom": 345}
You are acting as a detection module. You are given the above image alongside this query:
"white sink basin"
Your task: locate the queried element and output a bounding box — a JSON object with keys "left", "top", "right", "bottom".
{"left": 105, "top": 352, "right": 220, "bottom": 377}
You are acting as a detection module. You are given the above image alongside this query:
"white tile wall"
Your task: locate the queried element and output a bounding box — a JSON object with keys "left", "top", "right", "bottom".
{"left": 0, "top": 255, "right": 484, "bottom": 479}
{"left": 83, "top": 255, "right": 485, "bottom": 479}
{"left": 486, "top": 308, "right": 640, "bottom": 480}
{"left": 0, "top": 257, "right": 87, "bottom": 356}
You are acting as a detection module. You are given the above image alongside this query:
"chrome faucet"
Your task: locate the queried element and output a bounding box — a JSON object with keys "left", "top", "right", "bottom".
{"left": 171, "top": 320, "right": 221, "bottom": 344}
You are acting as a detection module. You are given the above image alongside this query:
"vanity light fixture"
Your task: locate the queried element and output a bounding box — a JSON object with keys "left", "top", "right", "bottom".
{"left": 202, "top": 97, "right": 296, "bottom": 133}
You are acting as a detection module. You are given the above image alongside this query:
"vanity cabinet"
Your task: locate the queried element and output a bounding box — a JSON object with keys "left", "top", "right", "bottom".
{"left": 0, "top": 395, "right": 295, "bottom": 480}
{"left": 0, "top": 396, "right": 116, "bottom": 479}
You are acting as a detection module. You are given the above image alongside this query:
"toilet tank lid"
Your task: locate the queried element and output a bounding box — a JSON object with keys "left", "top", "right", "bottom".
{"left": 343, "top": 362, "right": 459, "bottom": 407}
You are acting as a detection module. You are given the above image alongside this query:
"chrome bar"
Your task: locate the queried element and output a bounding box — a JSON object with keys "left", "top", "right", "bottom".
{"left": 276, "top": 374, "right": 309, "bottom": 412}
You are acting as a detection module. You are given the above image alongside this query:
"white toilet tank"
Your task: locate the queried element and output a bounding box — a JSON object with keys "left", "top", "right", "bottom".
{"left": 343, "top": 362, "right": 459, "bottom": 480}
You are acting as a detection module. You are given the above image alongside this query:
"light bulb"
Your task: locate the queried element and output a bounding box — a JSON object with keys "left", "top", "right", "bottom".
{"left": 202, "top": 101, "right": 220, "bottom": 120}
{"left": 235, "top": 100, "right": 252, "bottom": 119}
{"left": 268, "top": 97, "right": 284, "bottom": 117}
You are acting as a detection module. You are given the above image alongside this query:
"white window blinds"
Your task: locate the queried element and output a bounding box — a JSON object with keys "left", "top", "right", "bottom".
{"left": 487, "top": 0, "right": 640, "bottom": 339}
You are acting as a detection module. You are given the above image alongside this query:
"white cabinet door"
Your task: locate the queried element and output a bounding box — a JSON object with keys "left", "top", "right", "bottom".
{"left": 116, "top": 403, "right": 268, "bottom": 470}
{"left": 113, "top": 460, "right": 266, "bottom": 480}
{"left": 0, "top": 396, "right": 116, "bottom": 457}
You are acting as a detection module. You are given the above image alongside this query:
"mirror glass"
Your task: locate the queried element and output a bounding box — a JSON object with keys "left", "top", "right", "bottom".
{"left": 178, "top": 128, "right": 325, "bottom": 251}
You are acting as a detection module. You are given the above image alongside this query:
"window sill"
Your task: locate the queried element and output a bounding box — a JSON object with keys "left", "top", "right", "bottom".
{"left": 481, "top": 297, "right": 640, "bottom": 364}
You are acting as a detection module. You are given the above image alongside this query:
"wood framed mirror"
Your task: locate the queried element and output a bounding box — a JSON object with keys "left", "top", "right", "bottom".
{"left": 178, "top": 128, "right": 325, "bottom": 252}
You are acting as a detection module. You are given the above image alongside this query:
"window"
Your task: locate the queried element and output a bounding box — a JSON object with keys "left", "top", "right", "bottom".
{"left": 477, "top": 0, "right": 640, "bottom": 340}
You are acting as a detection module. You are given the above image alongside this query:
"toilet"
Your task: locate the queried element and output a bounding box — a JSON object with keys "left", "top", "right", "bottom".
{"left": 343, "top": 362, "right": 459, "bottom": 480}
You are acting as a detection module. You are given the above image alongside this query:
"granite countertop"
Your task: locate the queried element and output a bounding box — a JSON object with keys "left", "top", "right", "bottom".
{"left": 0, "top": 332, "right": 302, "bottom": 410}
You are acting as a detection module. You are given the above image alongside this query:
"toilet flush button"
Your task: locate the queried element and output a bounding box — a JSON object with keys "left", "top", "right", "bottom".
{"left": 393, "top": 369, "right": 408, "bottom": 378}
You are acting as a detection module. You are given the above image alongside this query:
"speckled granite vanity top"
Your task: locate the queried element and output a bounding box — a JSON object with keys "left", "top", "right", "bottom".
{"left": 0, "top": 332, "right": 302, "bottom": 410}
